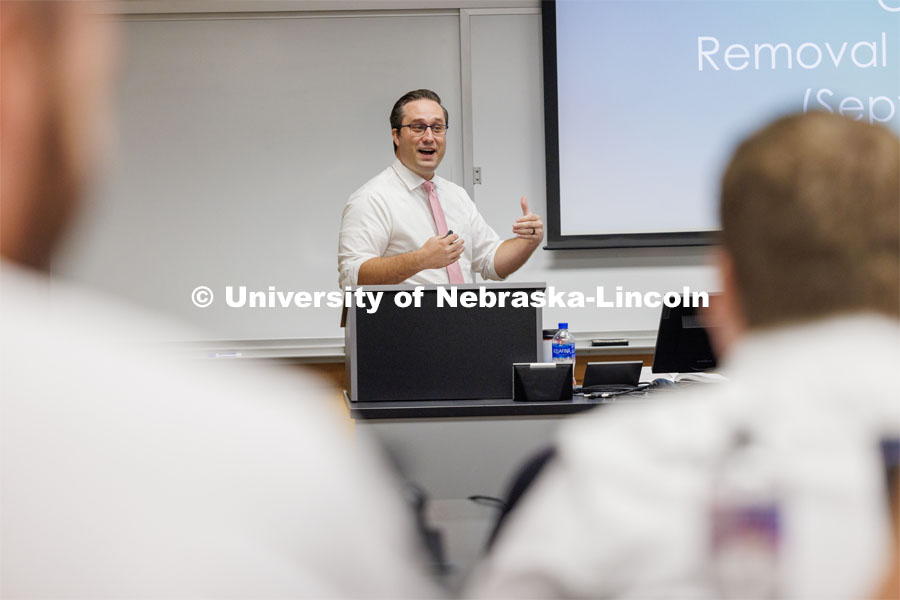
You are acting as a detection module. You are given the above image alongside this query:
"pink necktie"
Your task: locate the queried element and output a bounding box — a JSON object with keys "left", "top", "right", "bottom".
{"left": 423, "top": 180, "right": 464, "bottom": 284}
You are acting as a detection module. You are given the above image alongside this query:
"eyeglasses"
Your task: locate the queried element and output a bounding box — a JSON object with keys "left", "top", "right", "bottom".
{"left": 398, "top": 123, "right": 449, "bottom": 136}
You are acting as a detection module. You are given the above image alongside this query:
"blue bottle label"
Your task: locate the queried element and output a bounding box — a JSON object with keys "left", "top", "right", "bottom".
{"left": 552, "top": 344, "right": 576, "bottom": 360}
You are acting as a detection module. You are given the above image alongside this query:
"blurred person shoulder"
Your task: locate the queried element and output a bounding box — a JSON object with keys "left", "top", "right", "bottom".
{"left": 0, "top": 260, "right": 441, "bottom": 599}
{"left": 556, "top": 312, "right": 900, "bottom": 479}
{"left": 470, "top": 312, "right": 900, "bottom": 598}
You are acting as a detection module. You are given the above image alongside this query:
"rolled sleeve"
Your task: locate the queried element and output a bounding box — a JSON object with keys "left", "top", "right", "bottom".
{"left": 468, "top": 204, "right": 505, "bottom": 282}
{"left": 337, "top": 192, "right": 391, "bottom": 289}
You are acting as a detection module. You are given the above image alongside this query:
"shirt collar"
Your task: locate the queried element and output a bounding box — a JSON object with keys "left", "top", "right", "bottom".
{"left": 392, "top": 158, "right": 434, "bottom": 192}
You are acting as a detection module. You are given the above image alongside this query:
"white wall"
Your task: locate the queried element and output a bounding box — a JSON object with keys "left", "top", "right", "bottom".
{"left": 56, "top": 4, "right": 717, "bottom": 343}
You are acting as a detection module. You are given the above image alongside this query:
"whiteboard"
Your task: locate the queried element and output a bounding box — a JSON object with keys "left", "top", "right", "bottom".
{"left": 58, "top": 12, "right": 463, "bottom": 340}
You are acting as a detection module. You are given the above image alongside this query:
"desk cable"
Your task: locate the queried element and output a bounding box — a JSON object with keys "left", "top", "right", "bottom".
{"left": 577, "top": 382, "right": 650, "bottom": 399}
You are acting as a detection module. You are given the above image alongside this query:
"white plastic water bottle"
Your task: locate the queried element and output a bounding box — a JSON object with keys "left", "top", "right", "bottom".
{"left": 551, "top": 322, "right": 576, "bottom": 384}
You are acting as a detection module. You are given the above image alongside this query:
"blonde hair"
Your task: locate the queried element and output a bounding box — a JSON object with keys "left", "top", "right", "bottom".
{"left": 720, "top": 112, "right": 899, "bottom": 328}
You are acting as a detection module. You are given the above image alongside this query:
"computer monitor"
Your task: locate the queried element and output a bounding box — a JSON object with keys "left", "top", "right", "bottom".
{"left": 652, "top": 296, "right": 718, "bottom": 373}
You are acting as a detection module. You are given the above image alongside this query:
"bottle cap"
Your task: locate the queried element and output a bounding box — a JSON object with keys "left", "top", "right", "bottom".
{"left": 558, "top": 323, "right": 568, "bottom": 329}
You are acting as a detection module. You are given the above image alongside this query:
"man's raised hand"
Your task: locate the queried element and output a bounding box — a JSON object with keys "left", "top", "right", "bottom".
{"left": 512, "top": 196, "right": 543, "bottom": 243}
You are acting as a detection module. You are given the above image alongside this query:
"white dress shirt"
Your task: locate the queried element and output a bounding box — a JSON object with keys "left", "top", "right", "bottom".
{"left": 338, "top": 159, "right": 504, "bottom": 288}
{"left": 468, "top": 314, "right": 900, "bottom": 599}
{"left": 0, "top": 262, "right": 440, "bottom": 599}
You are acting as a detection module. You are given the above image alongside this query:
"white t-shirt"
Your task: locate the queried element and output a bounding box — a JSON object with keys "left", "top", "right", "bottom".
{"left": 338, "top": 159, "right": 504, "bottom": 288}
{"left": 468, "top": 315, "right": 900, "bottom": 599}
{"left": 0, "top": 262, "right": 440, "bottom": 599}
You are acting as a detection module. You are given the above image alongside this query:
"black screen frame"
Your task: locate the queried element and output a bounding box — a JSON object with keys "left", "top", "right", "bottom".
{"left": 541, "top": 0, "right": 718, "bottom": 250}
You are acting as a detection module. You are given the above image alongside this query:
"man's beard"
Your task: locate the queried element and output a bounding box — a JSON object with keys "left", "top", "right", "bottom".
{"left": 18, "top": 98, "right": 84, "bottom": 272}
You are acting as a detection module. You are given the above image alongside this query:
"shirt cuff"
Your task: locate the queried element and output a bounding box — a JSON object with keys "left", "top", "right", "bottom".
{"left": 480, "top": 242, "right": 507, "bottom": 282}
{"left": 338, "top": 256, "right": 373, "bottom": 289}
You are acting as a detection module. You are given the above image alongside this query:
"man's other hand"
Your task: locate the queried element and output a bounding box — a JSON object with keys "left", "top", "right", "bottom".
{"left": 417, "top": 233, "right": 464, "bottom": 270}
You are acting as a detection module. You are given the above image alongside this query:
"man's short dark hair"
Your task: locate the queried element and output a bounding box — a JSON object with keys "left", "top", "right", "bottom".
{"left": 389, "top": 89, "right": 449, "bottom": 153}
{"left": 720, "top": 112, "right": 900, "bottom": 328}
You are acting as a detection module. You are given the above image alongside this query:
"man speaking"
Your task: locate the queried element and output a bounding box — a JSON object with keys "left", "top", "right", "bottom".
{"left": 338, "top": 89, "right": 543, "bottom": 288}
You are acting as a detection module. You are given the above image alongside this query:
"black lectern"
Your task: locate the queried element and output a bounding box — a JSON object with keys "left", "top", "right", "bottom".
{"left": 345, "top": 283, "right": 544, "bottom": 402}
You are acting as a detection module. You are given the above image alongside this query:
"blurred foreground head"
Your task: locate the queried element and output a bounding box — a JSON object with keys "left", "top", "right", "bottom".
{"left": 0, "top": 1, "right": 116, "bottom": 271}
{"left": 716, "top": 113, "right": 899, "bottom": 336}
